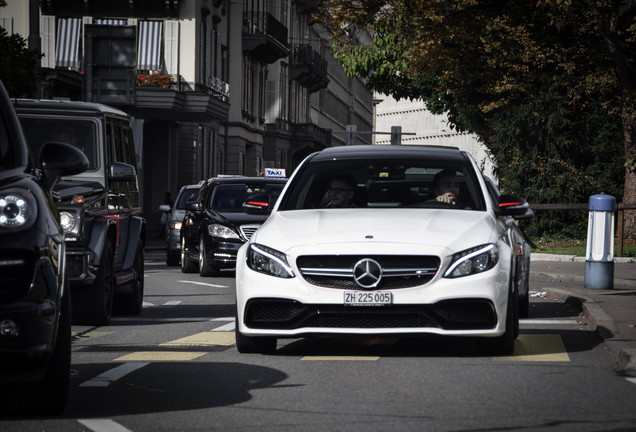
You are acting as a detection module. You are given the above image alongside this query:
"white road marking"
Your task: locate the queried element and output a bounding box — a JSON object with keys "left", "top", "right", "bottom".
{"left": 627, "top": 377, "right": 636, "bottom": 385}
{"left": 177, "top": 280, "right": 228, "bottom": 288}
{"left": 80, "top": 362, "right": 149, "bottom": 387}
{"left": 110, "top": 317, "right": 218, "bottom": 322}
{"left": 78, "top": 419, "right": 133, "bottom": 432}
{"left": 211, "top": 317, "right": 234, "bottom": 322}
{"left": 212, "top": 322, "right": 235, "bottom": 332}
{"left": 520, "top": 319, "right": 580, "bottom": 325}
{"left": 163, "top": 300, "right": 182, "bottom": 306}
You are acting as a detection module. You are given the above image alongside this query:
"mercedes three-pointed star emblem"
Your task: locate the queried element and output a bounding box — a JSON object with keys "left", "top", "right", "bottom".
{"left": 353, "top": 258, "right": 383, "bottom": 289}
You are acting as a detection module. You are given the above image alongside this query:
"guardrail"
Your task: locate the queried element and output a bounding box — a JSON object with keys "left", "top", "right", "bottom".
{"left": 530, "top": 203, "right": 636, "bottom": 257}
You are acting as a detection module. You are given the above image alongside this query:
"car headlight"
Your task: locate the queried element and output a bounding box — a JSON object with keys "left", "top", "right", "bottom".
{"left": 207, "top": 223, "right": 240, "bottom": 239}
{"left": 0, "top": 190, "right": 37, "bottom": 231}
{"left": 170, "top": 221, "right": 182, "bottom": 230}
{"left": 444, "top": 244, "right": 498, "bottom": 278}
{"left": 59, "top": 210, "right": 80, "bottom": 239}
{"left": 246, "top": 243, "right": 295, "bottom": 278}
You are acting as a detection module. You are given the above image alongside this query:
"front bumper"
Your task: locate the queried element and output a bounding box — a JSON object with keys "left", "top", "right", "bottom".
{"left": 65, "top": 248, "right": 97, "bottom": 284}
{"left": 236, "top": 249, "right": 511, "bottom": 338}
{"left": 202, "top": 237, "right": 245, "bottom": 268}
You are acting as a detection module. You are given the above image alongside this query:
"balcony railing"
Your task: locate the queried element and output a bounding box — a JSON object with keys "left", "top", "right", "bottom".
{"left": 243, "top": 11, "right": 288, "bottom": 47}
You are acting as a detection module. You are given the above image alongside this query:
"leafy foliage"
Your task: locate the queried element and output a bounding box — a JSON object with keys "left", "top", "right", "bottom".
{"left": 0, "top": 27, "right": 41, "bottom": 97}
{"left": 317, "top": 0, "right": 635, "bottom": 237}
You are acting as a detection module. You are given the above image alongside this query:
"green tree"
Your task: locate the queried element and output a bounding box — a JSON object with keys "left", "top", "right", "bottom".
{"left": 0, "top": 27, "right": 41, "bottom": 97}
{"left": 319, "top": 0, "right": 635, "bottom": 237}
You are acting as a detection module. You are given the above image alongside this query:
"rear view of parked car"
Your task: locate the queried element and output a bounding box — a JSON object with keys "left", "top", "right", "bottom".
{"left": 159, "top": 183, "right": 202, "bottom": 266}
{"left": 0, "top": 80, "right": 88, "bottom": 414}
{"left": 14, "top": 99, "right": 146, "bottom": 326}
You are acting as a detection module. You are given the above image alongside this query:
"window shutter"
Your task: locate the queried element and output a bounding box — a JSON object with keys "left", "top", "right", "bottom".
{"left": 164, "top": 20, "right": 179, "bottom": 75}
{"left": 40, "top": 15, "right": 56, "bottom": 68}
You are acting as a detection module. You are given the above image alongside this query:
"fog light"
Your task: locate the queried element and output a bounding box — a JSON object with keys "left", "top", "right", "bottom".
{"left": 0, "top": 319, "right": 19, "bottom": 337}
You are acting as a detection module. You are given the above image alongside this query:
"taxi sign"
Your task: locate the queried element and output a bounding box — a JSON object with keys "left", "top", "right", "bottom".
{"left": 263, "top": 168, "right": 286, "bottom": 178}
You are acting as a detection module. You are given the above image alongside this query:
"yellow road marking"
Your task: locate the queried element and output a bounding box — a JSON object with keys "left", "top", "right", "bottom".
{"left": 160, "top": 332, "right": 236, "bottom": 347}
{"left": 114, "top": 351, "right": 206, "bottom": 362}
{"left": 494, "top": 334, "right": 570, "bottom": 362}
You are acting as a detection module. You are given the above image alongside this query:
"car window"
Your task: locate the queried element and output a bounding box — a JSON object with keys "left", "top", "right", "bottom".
{"left": 19, "top": 117, "right": 98, "bottom": 170}
{"left": 176, "top": 187, "right": 200, "bottom": 209}
{"left": 279, "top": 158, "right": 485, "bottom": 211}
{"left": 0, "top": 115, "right": 15, "bottom": 171}
{"left": 208, "top": 183, "right": 285, "bottom": 211}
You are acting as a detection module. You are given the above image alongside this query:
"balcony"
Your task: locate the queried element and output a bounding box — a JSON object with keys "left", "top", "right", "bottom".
{"left": 242, "top": 12, "right": 289, "bottom": 64}
{"left": 289, "top": 44, "right": 329, "bottom": 93}
{"left": 292, "top": 122, "right": 331, "bottom": 149}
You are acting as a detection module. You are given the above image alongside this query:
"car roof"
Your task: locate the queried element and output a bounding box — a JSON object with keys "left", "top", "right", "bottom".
{"left": 13, "top": 98, "right": 130, "bottom": 119}
{"left": 205, "top": 176, "right": 287, "bottom": 185}
{"left": 310, "top": 145, "right": 467, "bottom": 163}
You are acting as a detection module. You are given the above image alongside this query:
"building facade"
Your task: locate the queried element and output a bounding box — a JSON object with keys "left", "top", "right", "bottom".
{"left": 374, "top": 93, "right": 496, "bottom": 180}
{"left": 1, "top": 0, "right": 373, "bottom": 236}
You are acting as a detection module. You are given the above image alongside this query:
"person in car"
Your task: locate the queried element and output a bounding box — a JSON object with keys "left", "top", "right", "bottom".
{"left": 326, "top": 173, "right": 357, "bottom": 208}
{"left": 433, "top": 168, "right": 462, "bottom": 206}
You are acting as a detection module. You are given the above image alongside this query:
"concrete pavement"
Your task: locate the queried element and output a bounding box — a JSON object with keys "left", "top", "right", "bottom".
{"left": 530, "top": 254, "right": 636, "bottom": 372}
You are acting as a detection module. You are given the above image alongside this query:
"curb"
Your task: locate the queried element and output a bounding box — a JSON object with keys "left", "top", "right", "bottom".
{"left": 541, "top": 286, "right": 635, "bottom": 372}
{"left": 531, "top": 253, "right": 636, "bottom": 264}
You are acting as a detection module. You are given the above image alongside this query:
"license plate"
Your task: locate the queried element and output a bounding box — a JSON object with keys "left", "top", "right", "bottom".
{"left": 344, "top": 291, "right": 392, "bottom": 306}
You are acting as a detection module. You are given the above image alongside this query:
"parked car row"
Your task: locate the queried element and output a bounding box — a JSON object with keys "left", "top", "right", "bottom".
{"left": 0, "top": 80, "right": 145, "bottom": 415}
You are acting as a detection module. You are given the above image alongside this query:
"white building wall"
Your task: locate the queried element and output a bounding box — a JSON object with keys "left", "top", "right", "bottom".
{"left": 374, "top": 93, "right": 496, "bottom": 179}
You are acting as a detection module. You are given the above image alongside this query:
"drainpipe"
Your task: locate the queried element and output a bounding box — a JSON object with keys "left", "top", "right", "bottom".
{"left": 28, "top": 0, "right": 41, "bottom": 98}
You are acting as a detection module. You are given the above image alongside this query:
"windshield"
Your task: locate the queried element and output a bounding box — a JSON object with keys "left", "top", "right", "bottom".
{"left": 0, "top": 114, "right": 16, "bottom": 171}
{"left": 208, "top": 183, "right": 285, "bottom": 211}
{"left": 176, "top": 187, "right": 200, "bottom": 209}
{"left": 279, "top": 158, "right": 485, "bottom": 211}
{"left": 19, "top": 117, "right": 98, "bottom": 171}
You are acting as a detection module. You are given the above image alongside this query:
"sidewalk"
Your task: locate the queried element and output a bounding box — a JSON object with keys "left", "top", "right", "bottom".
{"left": 530, "top": 254, "right": 636, "bottom": 373}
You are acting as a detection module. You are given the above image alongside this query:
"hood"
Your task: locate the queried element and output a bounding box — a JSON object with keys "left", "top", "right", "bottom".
{"left": 252, "top": 208, "right": 498, "bottom": 255}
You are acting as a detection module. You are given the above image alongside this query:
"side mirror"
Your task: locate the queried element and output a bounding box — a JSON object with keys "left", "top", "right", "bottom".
{"left": 109, "top": 162, "right": 136, "bottom": 182}
{"left": 243, "top": 193, "right": 271, "bottom": 215}
{"left": 39, "top": 141, "right": 89, "bottom": 192}
{"left": 185, "top": 201, "right": 201, "bottom": 212}
{"left": 159, "top": 204, "right": 171, "bottom": 213}
{"left": 498, "top": 195, "right": 534, "bottom": 220}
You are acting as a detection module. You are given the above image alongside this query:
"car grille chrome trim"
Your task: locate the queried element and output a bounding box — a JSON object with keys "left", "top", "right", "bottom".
{"left": 297, "top": 255, "right": 440, "bottom": 289}
{"left": 239, "top": 224, "right": 261, "bottom": 240}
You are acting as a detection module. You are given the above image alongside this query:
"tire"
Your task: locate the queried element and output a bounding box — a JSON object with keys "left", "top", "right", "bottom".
{"left": 235, "top": 315, "right": 277, "bottom": 354}
{"left": 199, "top": 236, "right": 219, "bottom": 277}
{"left": 166, "top": 250, "right": 180, "bottom": 266}
{"left": 484, "top": 283, "right": 518, "bottom": 356}
{"left": 115, "top": 243, "right": 144, "bottom": 315}
{"left": 519, "top": 270, "right": 530, "bottom": 318}
{"left": 72, "top": 241, "right": 114, "bottom": 326}
{"left": 180, "top": 235, "right": 197, "bottom": 273}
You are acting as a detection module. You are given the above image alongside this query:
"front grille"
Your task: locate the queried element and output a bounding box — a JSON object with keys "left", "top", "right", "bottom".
{"left": 297, "top": 255, "right": 440, "bottom": 289}
{"left": 240, "top": 224, "right": 261, "bottom": 240}
{"left": 244, "top": 299, "right": 497, "bottom": 331}
{"left": 0, "top": 250, "right": 35, "bottom": 303}
{"left": 66, "top": 254, "right": 85, "bottom": 278}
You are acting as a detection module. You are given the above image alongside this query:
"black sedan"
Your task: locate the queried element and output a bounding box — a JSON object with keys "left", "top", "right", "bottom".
{"left": 180, "top": 176, "right": 287, "bottom": 276}
{"left": 0, "top": 80, "right": 88, "bottom": 414}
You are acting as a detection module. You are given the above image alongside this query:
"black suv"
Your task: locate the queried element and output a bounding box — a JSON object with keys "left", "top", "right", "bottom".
{"left": 0, "top": 80, "right": 88, "bottom": 414}
{"left": 181, "top": 176, "right": 287, "bottom": 276}
{"left": 15, "top": 99, "right": 146, "bottom": 326}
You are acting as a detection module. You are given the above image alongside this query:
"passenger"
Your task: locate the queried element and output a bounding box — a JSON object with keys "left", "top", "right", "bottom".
{"left": 326, "top": 173, "right": 357, "bottom": 208}
{"left": 432, "top": 169, "right": 462, "bottom": 207}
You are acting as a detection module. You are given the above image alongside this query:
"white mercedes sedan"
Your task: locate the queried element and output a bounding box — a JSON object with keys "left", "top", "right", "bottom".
{"left": 235, "top": 145, "right": 533, "bottom": 355}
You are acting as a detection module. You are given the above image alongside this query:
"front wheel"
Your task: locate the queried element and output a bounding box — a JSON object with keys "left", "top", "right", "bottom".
{"left": 199, "top": 236, "right": 220, "bottom": 277}
{"left": 73, "top": 241, "right": 114, "bottom": 325}
{"left": 235, "top": 316, "right": 277, "bottom": 354}
{"left": 180, "top": 236, "right": 197, "bottom": 273}
{"left": 483, "top": 285, "right": 518, "bottom": 355}
{"left": 115, "top": 242, "right": 144, "bottom": 315}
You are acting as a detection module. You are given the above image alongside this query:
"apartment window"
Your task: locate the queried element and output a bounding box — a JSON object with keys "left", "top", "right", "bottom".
{"left": 280, "top": 63, "right": 288, "bottom": 121}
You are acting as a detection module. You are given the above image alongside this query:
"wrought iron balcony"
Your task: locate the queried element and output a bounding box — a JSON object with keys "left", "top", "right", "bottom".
{"left": 289, "top": 44, "right": 329, "bottom": 93}
{"left": 242, "top": 11, "right": 289, "bottom": 63}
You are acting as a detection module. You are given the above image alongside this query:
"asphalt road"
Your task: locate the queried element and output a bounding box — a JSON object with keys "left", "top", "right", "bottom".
{"left": 2, "top": 249, "right": 636, "bottom": 432}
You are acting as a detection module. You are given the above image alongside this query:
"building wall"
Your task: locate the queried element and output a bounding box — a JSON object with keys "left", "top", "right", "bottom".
{"left": 374, "top": 93, "right": 496, "bottom": 179}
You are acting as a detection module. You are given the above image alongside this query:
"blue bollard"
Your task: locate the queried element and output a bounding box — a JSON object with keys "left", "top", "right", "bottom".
{"left": 584, "top": 194, "right": 615, "bottom": 289}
